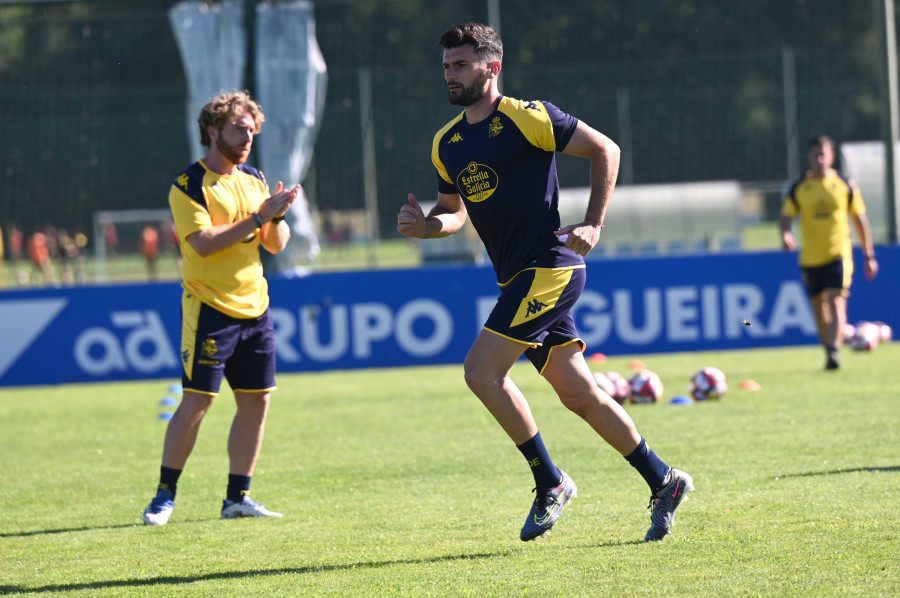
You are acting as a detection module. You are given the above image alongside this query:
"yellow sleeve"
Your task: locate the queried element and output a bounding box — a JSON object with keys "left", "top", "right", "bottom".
{"left": 849, "top": 182, "right": 866, "bottom": 215}
{"left": 499, "top": 98, "right": 556, "bottom": 152}
{"left": 781, "top": 196, "right": 798, "bottom": 218}
{"left": 168, "top": 185, "right": 211, "bottom": 244}
{"left": 431, "top": 114, "right": 464, "bottom": 185}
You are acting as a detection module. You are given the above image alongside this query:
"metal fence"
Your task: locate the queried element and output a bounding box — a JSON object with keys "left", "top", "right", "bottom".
{"left": 0, "top": 0, "right": 892, "bottom": 259}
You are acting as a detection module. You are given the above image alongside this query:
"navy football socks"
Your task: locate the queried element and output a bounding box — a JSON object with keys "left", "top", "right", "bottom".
{"left": 624, "top": 438, "right": 671, "bottom": 493}
{"left": 227, "top": 474, "right": 252, "bottom": 502}
{"left": 517, "top": 431, "right": 563, "bottom": 490}
{"left": 158, "top": 466, "right": 182, "bottom": 496}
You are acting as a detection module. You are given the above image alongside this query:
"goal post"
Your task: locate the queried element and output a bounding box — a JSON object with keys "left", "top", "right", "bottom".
{"left": 92, "top": 209, "right": 174, "bottom": 283}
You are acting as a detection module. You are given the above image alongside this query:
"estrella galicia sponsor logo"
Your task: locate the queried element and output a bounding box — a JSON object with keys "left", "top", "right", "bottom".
{"left": 456, "top": 162, "right": 498, "bottom": 203}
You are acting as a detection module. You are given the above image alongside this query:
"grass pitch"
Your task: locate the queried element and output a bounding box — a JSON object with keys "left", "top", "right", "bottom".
{"left": 0, "top": 344, "right": 898, "bottom": 596}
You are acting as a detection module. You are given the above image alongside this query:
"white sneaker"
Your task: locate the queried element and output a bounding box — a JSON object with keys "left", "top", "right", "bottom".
{"left": 221, "top": 496, "right": 283, "bottom": 519}
{"left": 142, "top": 489, "right": 175, "bottom": 526}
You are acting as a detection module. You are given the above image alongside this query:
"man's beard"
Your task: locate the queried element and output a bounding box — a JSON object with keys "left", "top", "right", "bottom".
{"left": 448, "top": 70, "right": 489, "bottom": 107}
{"left": 216, "top": 135, "right": 251, "bottom": 165}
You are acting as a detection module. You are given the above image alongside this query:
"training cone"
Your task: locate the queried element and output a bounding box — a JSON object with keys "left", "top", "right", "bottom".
{"left": 738, "top": 379, "right": 762, "bottom": 391}
{"left": 589, "top": 352, "right": 607, "bottom": 363}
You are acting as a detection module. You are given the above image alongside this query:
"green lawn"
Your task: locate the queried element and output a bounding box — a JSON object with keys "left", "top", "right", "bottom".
{"left": 0, "top": 344, "right": 898, "bottom": 596}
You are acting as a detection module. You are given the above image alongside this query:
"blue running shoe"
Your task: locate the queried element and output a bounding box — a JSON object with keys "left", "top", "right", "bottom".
{"left": 520, "top": 470, "right": 577, "bottom": 541}
{"left": 221, "top": 496, "right": 283, "bottom": 519}
{"left": 142, "top": 489, "right": 175, "bottom": 526}
{"left": 645, "top": 468, "right": 694, "bottom": 541}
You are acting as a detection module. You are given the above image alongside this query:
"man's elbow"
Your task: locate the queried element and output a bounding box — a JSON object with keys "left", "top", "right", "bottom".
{"left": 603, "top": 137, "right": 621, "bottom": 163}
{"left": 186, "top": 233, "right": 214, "bottom": 258}
{"left": 263, "top": 237, "right": 290, "bottom": 255}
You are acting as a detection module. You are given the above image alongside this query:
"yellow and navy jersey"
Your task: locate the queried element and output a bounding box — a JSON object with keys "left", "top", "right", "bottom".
{"left": 782, "top": 169, "right": 866, "bottom": 267}
{"left": 169, "top": 160, "right": 270, "bottom": 319}
{"left": 433, "top": 96, "right": 582, "bottom": 285}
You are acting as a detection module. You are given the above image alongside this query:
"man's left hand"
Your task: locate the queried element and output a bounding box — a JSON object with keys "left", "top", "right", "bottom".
{"left": 555, "top": 220, "right": 602, "bottom": 256}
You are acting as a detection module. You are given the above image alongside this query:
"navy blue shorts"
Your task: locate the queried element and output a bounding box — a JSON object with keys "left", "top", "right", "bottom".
{"left": 483, "top": 266, "right": 586, "bottom": 373}
{"left": 179, "top": 293, "right": 277, "bottom": 395}
{"left": 801, "top": 257, "right": 851, "bottom": 299}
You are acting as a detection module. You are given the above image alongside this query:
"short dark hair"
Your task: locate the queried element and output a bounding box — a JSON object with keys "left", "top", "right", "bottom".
{"left": 197, "top": 90, "right": 265, "bottom": 147}
{"left": 808, "top": 134, "right": 834, "bottom": 150}
{"left": 438, "top": 22, "right": 503, "bottom": 63}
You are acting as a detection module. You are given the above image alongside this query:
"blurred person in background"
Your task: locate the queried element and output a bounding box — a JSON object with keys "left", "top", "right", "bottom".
{"left": 781, "top": 135, "right": 878, "bottom": 371}
{"left": 396, "top": 22, "right": 693, "bottom": 543}
{"left": 142, "top": 90, "right": 299, "bottom": 526}
{"left": 140, "top": 224, "right": 160, "bottom": 281}
{"left": 56, "top": 228, "right": 79, "bottom": 285}
{"left": 26, "top": 229, "right": 55, "bottom": 285}
{"left": 8, "top": 224, "right": 26, "bottom": 286}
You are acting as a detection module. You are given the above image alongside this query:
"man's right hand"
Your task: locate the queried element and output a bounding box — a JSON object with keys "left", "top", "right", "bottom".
{"left": 397, "top": 193, "right": 427, "bottom": 238}
{"left": 260, "top": 181, "right": 300, "bottom": 222}
{"left": 781, "top": 231, "right": 796, "bottom": 252}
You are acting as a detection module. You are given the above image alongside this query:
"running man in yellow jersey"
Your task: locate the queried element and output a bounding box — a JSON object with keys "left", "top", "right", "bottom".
{"left": 781, "top": 135, "right": 878, "bottom": 370}
{"left": 143, "top": 91, "right": 299, "bottom": 525}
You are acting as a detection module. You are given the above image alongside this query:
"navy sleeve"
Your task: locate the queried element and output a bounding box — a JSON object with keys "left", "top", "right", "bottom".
{"left": 542, "top": 101, "right": 579, "bottom": 151}
{"left": 437, "top": 170, "right": 458, "bottom": 194}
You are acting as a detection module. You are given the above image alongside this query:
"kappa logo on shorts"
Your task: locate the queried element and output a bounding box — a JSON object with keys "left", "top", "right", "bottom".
{"left": 524, "top": 298, "right": 548, "bottom": 317}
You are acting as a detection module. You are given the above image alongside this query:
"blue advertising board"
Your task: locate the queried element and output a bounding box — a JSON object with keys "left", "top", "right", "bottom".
{"left": 1, "top": 248, "right": 897, "bottom": 387}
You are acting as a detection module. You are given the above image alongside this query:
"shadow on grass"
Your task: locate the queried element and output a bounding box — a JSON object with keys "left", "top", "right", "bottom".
{"left": 0, "top": 518, "right": 216, "bottom": 539}
{"left": 0, "top": 551, "right": 510, "bottom": 595}
{"left": 775, "top": 465, "right": 900, "bottom": 478}
{"left": 0, "top": 537, "right": 652, "bottom": 594}
{"left": 0, "top": 523, "right": 142, "bottom": 538}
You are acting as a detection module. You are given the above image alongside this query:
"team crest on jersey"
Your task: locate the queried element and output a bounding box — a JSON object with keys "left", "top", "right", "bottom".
{"left": 456, "top": 162, "right": 498, "bottom": 203}
{"left": 813, "top": 198, "right": 831, "bottom": 219}
{"left": 488, "top": 116, "right": 503, "bottom": 138}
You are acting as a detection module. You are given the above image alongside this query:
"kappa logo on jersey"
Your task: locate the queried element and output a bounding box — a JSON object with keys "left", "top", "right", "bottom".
{"left": 181, "top": 349, "right": 191, "bottom": 365}
{"left": 524, "top": 101, "right": 541, "bottom": 112}
{"left": 449, "top": 132, "right": 463, "bottom": 143}
{"left": 176, "top": 174, "right": 189, "bottom": 189}
{"left": 456, "top": 162, "right": 498, "bottom": 203}
{"left": 488, "top": 116, "right": 503, "bottom": 138}
{"left": 524, "top": 298, "right": 549, "bottom": 317}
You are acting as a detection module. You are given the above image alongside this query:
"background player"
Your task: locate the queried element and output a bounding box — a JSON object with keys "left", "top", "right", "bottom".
{"left": 397, "top": 23, "right": 693, "bottom": 542}
{"left": 781, "top": 135, "right": 878, "bottom": 370}
{"left": 142, "top": 91, "right": 299, "bottom": 525}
